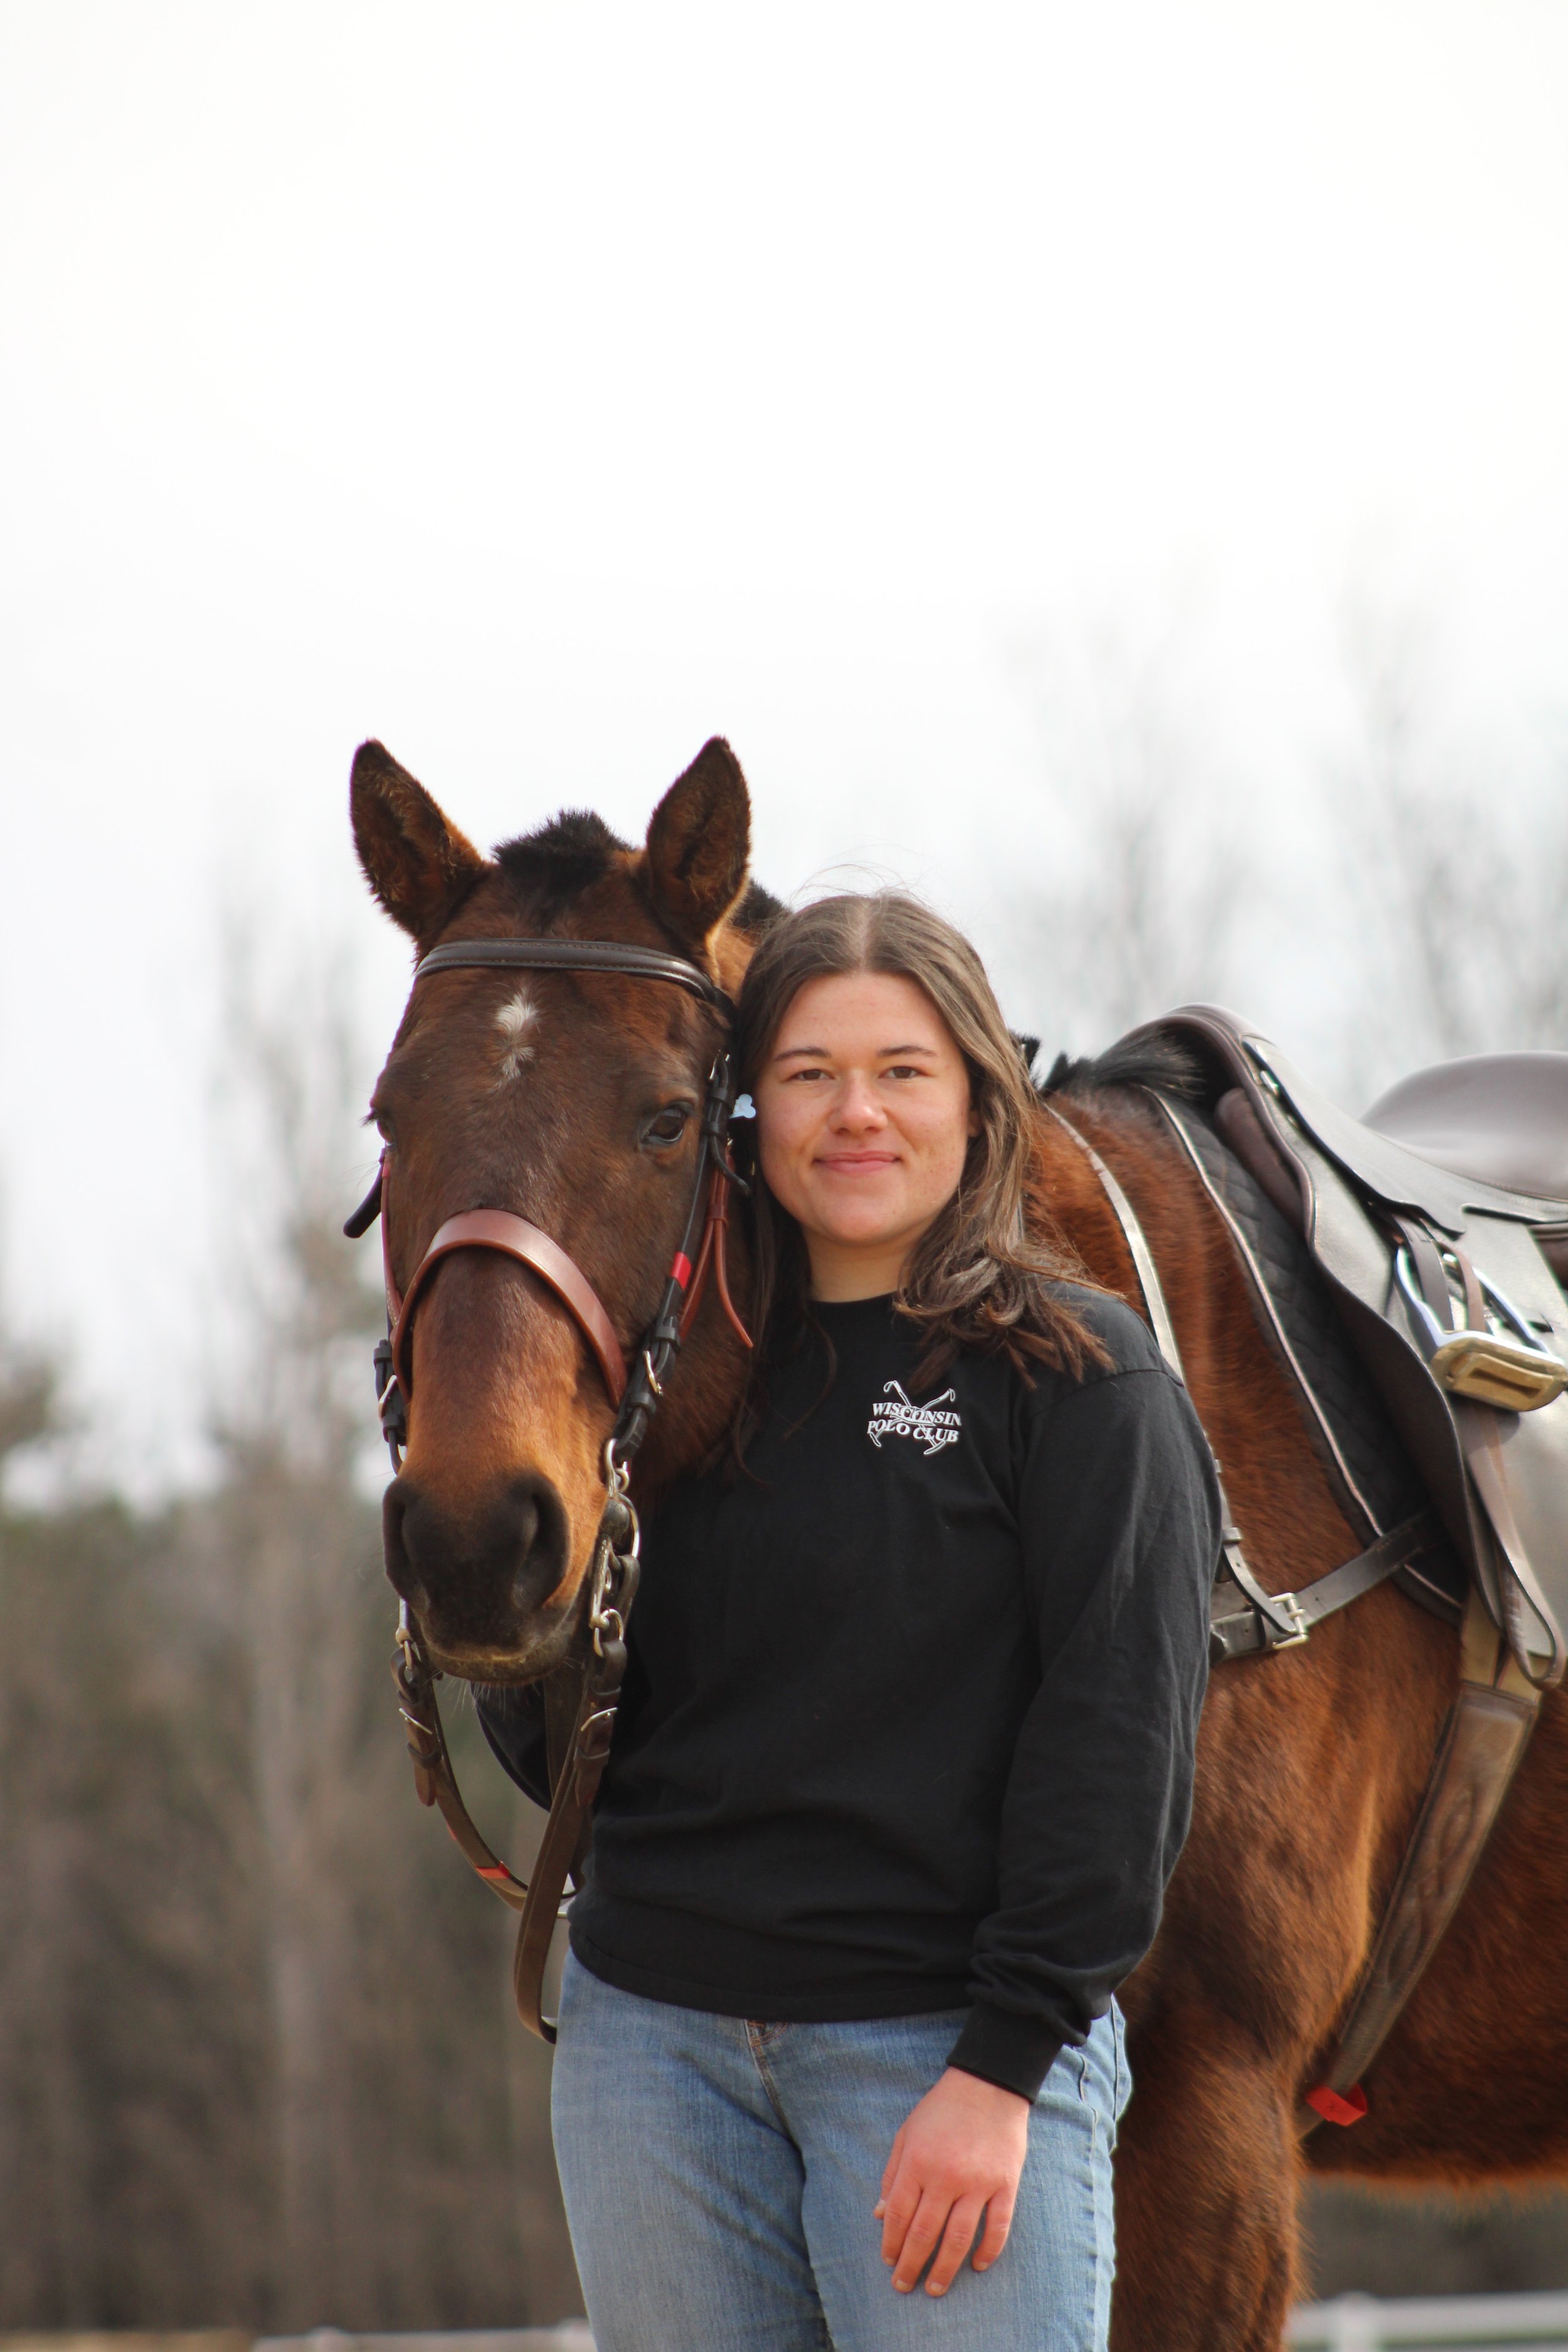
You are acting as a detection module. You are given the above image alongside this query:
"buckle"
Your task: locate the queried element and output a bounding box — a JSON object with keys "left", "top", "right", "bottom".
{"left": 576, "top": 1707, "right": 617, "bottom": 1764}
{"left": 1269, "top": 1592, "right": 1311, "bottom": 1649}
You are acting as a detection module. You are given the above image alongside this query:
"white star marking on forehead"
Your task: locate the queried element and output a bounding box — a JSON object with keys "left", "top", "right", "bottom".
{"left": 495, "top": 987, "right": 538, "bottom": 1083}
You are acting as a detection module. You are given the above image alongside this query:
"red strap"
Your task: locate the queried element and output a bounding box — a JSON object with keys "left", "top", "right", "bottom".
{"left": 1305, "top": 2082, "right": 1368, "bottom": 2127}
{"left": 391, "top": 1209, "right": 627, "bottom": 1406}
{"left": 677, "top": 1165, "right": 754, "bottom": 1350}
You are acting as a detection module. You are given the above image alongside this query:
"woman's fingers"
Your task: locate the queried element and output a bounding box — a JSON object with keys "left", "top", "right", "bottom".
{"left": 878, "top": 2161, "right": 920, "bottom": 2270}
{"left": 889, "top": 2186, "right": 950, "bottom": 2294}
{"left": 972, "top": 2183, "right": 1017, "bottom": 2272}
{"left": 877, "top": 2122, "right": 906, "bottom": 2210}
{"left": 921, "top": 2192, "right": 985, "bottom": 2296}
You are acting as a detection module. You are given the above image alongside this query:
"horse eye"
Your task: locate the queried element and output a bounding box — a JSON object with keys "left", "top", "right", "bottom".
{"left": 643, "top": 1103, "right": 691, "bottom": 1147}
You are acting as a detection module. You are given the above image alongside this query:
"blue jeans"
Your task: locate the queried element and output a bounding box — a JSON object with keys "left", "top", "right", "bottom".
{"left": 551, "top": 1951, "right": 1130, "bottom": 2351}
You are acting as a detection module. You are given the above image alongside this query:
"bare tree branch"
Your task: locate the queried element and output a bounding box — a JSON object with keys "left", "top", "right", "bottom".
{"left": 995, "top": 618, "right": 1248, "bottom": 1052}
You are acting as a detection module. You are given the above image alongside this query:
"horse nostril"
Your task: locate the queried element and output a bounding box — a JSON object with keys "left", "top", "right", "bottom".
{"left": 514, "top": 1487, "right": 540, "bottom": 1563}
{"left": 381, "top": 1480, "right": 430, "bottom": 1614}
{"left": 386, "top": 1471, "right": 572, "bottom": 1649}
{"left": 507, "top": 1475, "right": 569, "bottom": 1617}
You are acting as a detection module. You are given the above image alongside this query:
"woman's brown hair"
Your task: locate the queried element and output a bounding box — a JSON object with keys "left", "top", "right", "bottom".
{"left": 734, "top": 891, "right": 1112, "bottom": 1395}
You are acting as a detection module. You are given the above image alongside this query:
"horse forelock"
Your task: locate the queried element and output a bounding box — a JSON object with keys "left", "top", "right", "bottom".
{"left": 492, "top": 808, "right": 630, "bottom": 926}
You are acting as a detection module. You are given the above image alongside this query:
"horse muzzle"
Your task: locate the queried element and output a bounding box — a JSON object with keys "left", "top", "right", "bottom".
{"left": 381, "top": 1468, "right": 581, "bottom": 1677}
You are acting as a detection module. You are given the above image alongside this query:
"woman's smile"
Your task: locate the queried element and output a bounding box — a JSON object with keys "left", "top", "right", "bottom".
{"left": 753, "top": 968, "right": 980, "bottom": 1301}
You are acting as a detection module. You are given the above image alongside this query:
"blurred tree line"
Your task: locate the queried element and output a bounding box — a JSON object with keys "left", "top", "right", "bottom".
{"left": 1, "top": 618, "right": 1565, "bottom": 2326}
{"left": 0, "top": 968, "right": 578, "bottom": 2328}
{"left": 1002, "top": 592, "right": 1568, "bottom": 1099}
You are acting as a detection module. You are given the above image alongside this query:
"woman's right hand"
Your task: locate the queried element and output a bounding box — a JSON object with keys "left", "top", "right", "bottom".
{"left": 873, "top": 2065, "right": 1030, "bottom": 2296}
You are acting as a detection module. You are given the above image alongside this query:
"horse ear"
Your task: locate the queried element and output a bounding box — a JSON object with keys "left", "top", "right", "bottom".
{"left": 351, "top": 740, "right": 486, "bottom": 944}
{"left": 640, "top": 738, "right": 751, "bottom": 949}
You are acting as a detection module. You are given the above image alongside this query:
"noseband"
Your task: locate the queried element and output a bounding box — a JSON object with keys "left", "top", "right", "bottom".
{"left": 344, "top": 931, "right": 755, "bottom": 2040}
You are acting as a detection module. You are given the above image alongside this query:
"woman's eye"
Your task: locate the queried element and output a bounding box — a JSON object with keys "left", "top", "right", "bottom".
{"left": 643, "top": 1104, "right": 691, "bottom": 1146}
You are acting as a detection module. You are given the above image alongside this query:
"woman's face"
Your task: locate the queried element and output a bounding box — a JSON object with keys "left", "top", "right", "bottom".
{"left": 753, "top": 970, "right": 978, "bottom": 1300}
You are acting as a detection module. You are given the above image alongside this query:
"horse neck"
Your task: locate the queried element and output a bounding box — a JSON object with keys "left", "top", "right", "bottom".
{"left": 1029, "top": 1099, "right": 1155, "bottom": 1297}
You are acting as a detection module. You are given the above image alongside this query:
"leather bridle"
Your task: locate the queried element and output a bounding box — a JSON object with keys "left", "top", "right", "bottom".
{"left": 346, "top": 932, "right": 754, "bottom": 1456}
{"left": 344, "top": 931, "right": 754, "bottom": 2039}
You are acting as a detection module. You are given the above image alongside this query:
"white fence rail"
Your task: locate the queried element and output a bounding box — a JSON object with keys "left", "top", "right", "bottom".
{"left": 256, "top": 2335, "right": 593, "bottom": 2352}
{"left": 1289, "top": 2292, "right": 1568, "bottom": 2350}
{"left": 252, "top": 2302, "right": 1568, "bottom": 2352}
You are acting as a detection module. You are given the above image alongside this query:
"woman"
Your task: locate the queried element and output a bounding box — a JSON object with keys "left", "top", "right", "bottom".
{"left": 482, "top": 893, "right": 1218, "bottom": 2352}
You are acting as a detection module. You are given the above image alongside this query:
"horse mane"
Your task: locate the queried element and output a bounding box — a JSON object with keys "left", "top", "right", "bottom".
{"left": 1039, "top": 1033, "right": 1208, "bottom": 1101}
{"left": 731, "top": 879, "right": 787, "bottom": 936}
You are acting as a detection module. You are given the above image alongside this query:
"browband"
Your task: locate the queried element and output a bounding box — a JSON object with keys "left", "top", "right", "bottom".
{"left": 414, "top": 935, "right": 734, "bottom": 1015}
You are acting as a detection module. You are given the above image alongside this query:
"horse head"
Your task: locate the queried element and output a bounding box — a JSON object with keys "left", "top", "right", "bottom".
{"left": 352, "top": 736, "right": 772, "bottom": 1685}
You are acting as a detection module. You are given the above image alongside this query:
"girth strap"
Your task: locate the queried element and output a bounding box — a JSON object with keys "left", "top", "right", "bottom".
{"left": 1300, "top": 1585, "right": 1541, "bottom": 2134}
{"left": 1207, "top": 1508, "right": 1442, "bottom": 1663}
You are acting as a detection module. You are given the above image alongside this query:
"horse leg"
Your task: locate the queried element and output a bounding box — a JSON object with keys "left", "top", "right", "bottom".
{"left": 1112, "top": 2005, "right": 1301, "bottom": 2352}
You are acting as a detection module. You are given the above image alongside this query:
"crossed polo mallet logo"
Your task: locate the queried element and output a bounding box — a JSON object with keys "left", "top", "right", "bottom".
{"left": 867, "top": 1380, "right": 961, "bottom": 1456}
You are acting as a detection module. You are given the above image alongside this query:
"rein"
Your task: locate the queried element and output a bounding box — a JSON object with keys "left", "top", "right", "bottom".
{"left": 346, "top": 932, "right": 752, "bottom": 2039}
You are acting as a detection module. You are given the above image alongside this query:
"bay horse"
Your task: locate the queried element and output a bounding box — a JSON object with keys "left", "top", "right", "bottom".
{"left": 351, "top": 734, "right": 1568, "bottom": 2352}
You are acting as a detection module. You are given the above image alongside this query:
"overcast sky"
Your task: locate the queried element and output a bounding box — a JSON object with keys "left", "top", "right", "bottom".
{"left": 3, "top": 0, "right": 1567, "bottom": 1485}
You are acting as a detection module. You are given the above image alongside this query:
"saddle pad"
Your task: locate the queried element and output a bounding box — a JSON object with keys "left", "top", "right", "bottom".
{"left": 1168, "top": 1103, "right": 1466, "bottom": 1624}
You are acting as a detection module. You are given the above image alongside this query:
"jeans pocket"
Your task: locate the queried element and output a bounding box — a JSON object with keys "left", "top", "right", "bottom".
{"left": 1069, "top": 2010, "right": 1128, "bottom": 2158}
{"left": 1110, "top": 1998, "right": 1131, "bottom": 2131}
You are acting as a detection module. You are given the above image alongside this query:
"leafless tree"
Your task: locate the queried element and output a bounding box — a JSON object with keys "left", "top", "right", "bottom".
{"left": 997, "top": 617, "right": 1248, "bottom": 1057}
{"left": 0, "top": 939, "right": 580, "bottom": 2328}
{"left": 199, "top": 922, "right": 579, "bottom": 2326}
{"left": 1333, "top": 590, "right": 1568, "bottom": 1095}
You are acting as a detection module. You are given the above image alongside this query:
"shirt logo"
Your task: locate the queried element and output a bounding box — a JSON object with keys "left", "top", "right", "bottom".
{"left": 867, "top": 1380, "right": 961, "bottom": 1457}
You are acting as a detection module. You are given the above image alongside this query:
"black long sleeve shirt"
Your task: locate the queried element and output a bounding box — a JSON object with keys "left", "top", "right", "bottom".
{"left": 479, "top": 1286, "right": 1218, "bottom": 2100}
